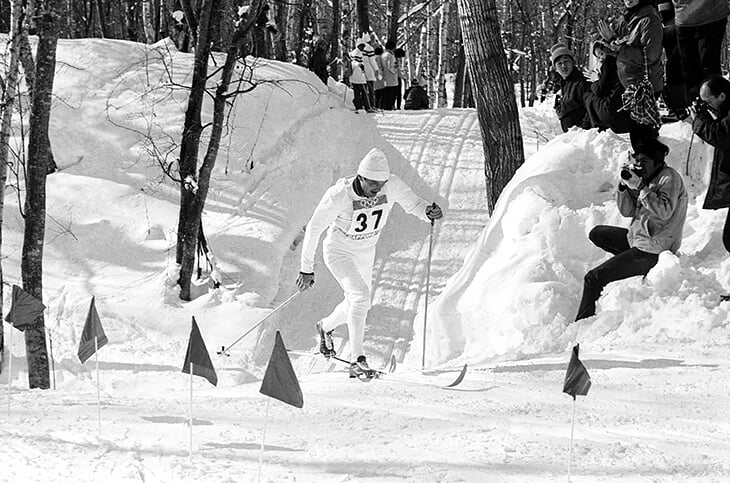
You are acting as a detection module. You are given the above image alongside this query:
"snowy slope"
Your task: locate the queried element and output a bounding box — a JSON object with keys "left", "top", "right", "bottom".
{"left": 0, "top": 37, "right": 728, "bottom": 482}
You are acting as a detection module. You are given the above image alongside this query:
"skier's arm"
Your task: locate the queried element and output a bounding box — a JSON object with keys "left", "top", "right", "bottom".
{"left": 299, "top": 186, "right": 345, "bottom": 275}
{"left": 389, "top": 175, "right": 436, "bottom": 223}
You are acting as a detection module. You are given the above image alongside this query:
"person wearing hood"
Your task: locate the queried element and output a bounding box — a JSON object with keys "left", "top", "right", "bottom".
{"left": 693, "top": 76, "right": 730, "bottom": 274}
{"left": 296, "top": 148, "right": 443, "bottom": 379}
{"left": 583, "top": 40, "right": 632, "bottom": 133}
{"left": 575, "top": 137, "right": 688, "bottom": 321}
{"left": 550, "top": 42, "right": 591, "bottom": 132}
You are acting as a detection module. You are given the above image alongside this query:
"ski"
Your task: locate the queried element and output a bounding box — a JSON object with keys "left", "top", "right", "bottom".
{"left": 422, "top": 364, "right": 468, "bottom": 388}
{"left": 288, "top": 350, "right": 395, "bottom": 382}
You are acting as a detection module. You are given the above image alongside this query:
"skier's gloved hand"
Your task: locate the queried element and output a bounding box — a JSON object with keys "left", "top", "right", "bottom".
{"left": 296, "top": 272, "right": 315, "bottom": 292}
{"left": 426, "top": 203, "right": 443, "bottom": 221}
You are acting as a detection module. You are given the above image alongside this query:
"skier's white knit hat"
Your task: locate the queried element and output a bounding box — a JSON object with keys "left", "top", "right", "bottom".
{"left": 357, "top": 148, "right": 390, "bottom": 181}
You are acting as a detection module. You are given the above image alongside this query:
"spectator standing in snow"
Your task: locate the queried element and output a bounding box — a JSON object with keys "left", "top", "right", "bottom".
{"left": 373, "top": 46, "right": 386, "bottom": 108}
{"left": 296, "top": 148, "right": 443, "bottom": 378}
{"left": 673, "top": 0, "right": 729, "bottom": 102}
{"left": 252, "top": 3, "right": 277, "bottom": 59}
{"left": 349, "top": 39, "right": 371, "bottom": 111}
{"left": 584, "top": 40, "right": 632, "bottom": 133}
{"left": 657, "top": 1, "right": 689, "bottom": 120}
{"left": 575, "top": 137, "right": 688, "bottom": 321}
{"left": 309, "top": 37, "right": 329, "bottom": 86}
{"left": 598, "top": 0, "right": 664, "bottom": 142}
{"left": 550, "top": 42, "right": 591, "bottom": 132}
{"left": 380, "top": 40, "right": 399, "bottom": 110}
{"left": 360, "top": 34, "right": 381, "bottom": 111}
{"left": 393, "top": 48, "right": 407, "bottom": 109}
{"left": 404, "top": 77, "right": 430, "bottom": 110}
{"left": 692, "top": 76, "right": 730, "bottom": 258}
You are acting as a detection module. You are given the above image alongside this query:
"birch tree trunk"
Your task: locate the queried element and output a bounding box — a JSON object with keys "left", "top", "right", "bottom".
{"left": 22, "top": 0, "right": 60, "bottom": 389}
{"left": 436, "top": 1, "right": 449, "bottom": 107}
{"left": 0, "top": 0, "right": 24, "bottom": 373}
{"left": 457, "top": 0, "right": 524, "bottom": 213}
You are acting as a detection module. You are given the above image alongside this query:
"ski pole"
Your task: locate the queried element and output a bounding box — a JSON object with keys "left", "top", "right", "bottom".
{"left": 685, "top": 130, "right": 695, "bottom": 176}
{"left": 421, "top": 203, "right": 437, "bottom": 372}
{"left": 217, "top": 292, "right": 300, "bottom": 356}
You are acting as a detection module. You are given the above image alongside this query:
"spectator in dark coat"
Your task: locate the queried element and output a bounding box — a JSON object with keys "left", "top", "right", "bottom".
{"left": 673, "top": 0, "right": 729, "bottom": 101}
{"left": 658, "top": 1, "right": 689, "bottom": 119}
{"left": 393, "top": 48, "right": 406, "bottom": 109}
{"left": 584, "top": 41, "right": 632, "bottom": 133}
{"left": 550, "top": 43, "right": 591, "bottom": 132}
{"left": 693, "top": 75, "right": 730, "bottom": 252}
{"left": 404, "top": 78, "right": 430, "bottom": 110}
{"left": 308, "top": 38, "right": 329, "bottom": 86}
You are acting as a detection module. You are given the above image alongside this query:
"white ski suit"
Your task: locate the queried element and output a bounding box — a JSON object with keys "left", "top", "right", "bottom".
{"left": 300, "top": 174, "right": 431, "bottom": 358}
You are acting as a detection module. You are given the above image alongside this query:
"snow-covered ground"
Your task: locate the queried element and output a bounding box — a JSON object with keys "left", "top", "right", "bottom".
{"left": 1, "top": 37, "right": 728, "bottom": 482}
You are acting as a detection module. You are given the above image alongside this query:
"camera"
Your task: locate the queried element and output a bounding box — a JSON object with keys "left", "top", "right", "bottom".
{"left": 692, "top": 97, "right": 711, "bottom": 114}
{"left": 620, "top": 165, "right": 642, "bottom": 180}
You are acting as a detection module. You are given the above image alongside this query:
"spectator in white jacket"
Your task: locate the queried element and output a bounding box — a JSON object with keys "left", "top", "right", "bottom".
{"left": 360, "top": 33, "right": 381, "bottom": 111}
{"left": 349, "top": 40, "right": 370, "bottom": 111}
{"left": 380, "top": 40, "right": 399, "bottom": 110}
{"left": 296, "top": 148, "right": 443, "bottom": 379}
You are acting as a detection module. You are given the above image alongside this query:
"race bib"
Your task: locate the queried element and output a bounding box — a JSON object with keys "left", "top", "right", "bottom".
{"left": 346, "top": 195, "right": 389, "bottom": 238}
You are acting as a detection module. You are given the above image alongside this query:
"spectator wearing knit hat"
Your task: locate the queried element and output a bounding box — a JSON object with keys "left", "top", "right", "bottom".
{"left": 550, "top": 42, "right": 591, "bottom": 132}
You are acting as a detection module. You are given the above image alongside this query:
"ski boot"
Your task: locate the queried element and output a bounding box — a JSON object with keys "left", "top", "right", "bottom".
{"left": 349, "top": 355, "right": 378, "bottom": 380}
{"left": 316, "top": 321, "right": 336, "bottom": 359}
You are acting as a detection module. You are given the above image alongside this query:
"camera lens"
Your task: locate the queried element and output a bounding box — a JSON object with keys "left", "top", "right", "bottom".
{"left": 620, "top": 168, "right": 632, "bottom": 180}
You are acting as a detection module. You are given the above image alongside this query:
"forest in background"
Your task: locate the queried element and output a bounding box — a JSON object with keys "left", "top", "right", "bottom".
{"left": 3, "top": 0, "right": 727, "bottom": 109}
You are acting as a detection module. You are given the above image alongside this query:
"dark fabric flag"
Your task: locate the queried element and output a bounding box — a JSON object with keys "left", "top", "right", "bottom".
{"left": 259, "top": 331, "right": 303, "bottom": 408}
{"left": 563, "top": 344, "right": 591, "bottom": 400}
{"left": 182, "top": 317, "right": 217, "bottom": 386}
{"left": 4, "top": 285, "right": 46, "bottom": 331}
{"left": 78, "top": 296, "right": 109, "bottom": 364}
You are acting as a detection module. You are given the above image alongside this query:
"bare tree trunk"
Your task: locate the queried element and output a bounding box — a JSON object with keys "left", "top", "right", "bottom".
{"left": 355, "top": 0, "right": 368, "bottom": 36}
{"left": 436, "top": 1, "right": 449, "bottom": 107}
{"left": 22, "top": 0, "right": 60, "bottom": 390}
{"left": 457, "top": 0, "right": 524, "bottom": 213}
{"left": 0, "top": 0, "right": 24, "bottom": 373}
{"left": 272, "top": 0, "right": 288, "bottom": 61}
{"left": 96, "top": 0, "right": 110, "bottom": 37}
{"left": 295, "top": 0, "right": 312, "bottom": 65}
{"left": 387, "top": 0, "right": 401, "bottom": 43}
{"left": 329, "top": 0, "right": 340, "bottom": 80}
{"left": 175, "top": 0, "right": 261, "bottom": 300}
{"left": 142, "top": 0, "right": 156, "bottom": 42}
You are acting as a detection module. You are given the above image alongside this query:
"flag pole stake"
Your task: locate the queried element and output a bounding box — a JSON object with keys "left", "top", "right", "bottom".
{"left": 95, "top": 336, "right": 101, "bottom": 436}
{"left": 568, "top": 398, "right": 576, "bottom": 482}
{"left": 189, "top": 361, "right": 194, "bottom": 463}
{"left": 6, "top": 327, "right": 12, "bottom": 416}
{"left": 257, "top": 398, "right": 271, "bottom": 483}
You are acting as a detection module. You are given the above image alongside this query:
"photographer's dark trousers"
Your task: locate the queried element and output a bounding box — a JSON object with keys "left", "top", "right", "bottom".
{"left": 575, "top": 226, "right": 659, "bottom": 321}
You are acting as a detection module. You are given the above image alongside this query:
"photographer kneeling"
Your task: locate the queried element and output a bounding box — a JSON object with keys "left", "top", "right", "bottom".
{"left": 692, "top": 75, "right": 730, "bottom": 254}
{"left": 575, "top": 138, "right": 688, "bottom": 321}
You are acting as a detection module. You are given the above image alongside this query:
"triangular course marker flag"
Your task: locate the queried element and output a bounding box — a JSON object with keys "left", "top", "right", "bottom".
{"left": 78, "top": 296, "right": 109, "bottom": 364}
{"left": 4, "top": 285, "right": 46, "bottom": 331}
{"left": 259, "top": 331, "right": 303, "bottom": 408}
{"left": 182, "top": 317, "right": 217, "bottom": 386}
{"left": 563, "top": 344, "right": 591, "bottom": 400}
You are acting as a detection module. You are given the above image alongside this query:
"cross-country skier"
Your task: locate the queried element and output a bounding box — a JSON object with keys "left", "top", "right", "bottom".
{"left": 296, "top": 148, "right": 443, "bottom": 378}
